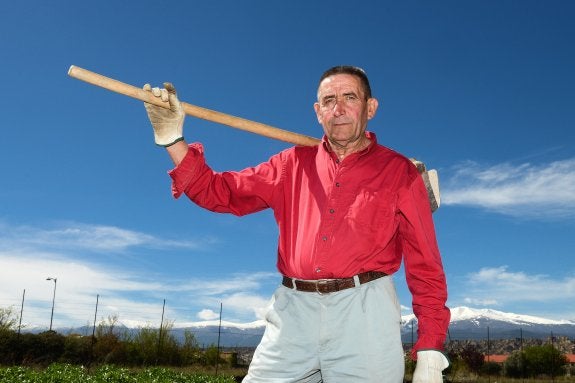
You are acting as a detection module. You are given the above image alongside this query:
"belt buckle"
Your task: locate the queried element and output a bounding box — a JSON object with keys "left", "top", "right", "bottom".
{"left": 315, "top": 279, "right": 331, "bottom": 295}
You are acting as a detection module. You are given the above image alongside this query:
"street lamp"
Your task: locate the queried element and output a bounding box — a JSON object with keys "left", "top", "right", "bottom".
{"left": 46, "top": 277, "right": 57, "bottom": 331}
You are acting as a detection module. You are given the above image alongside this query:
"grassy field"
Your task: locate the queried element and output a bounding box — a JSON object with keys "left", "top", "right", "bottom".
{"left": 1, "top": 364, "right": 571, "bottom": 383}
{"left": 450, "top": 380, "right": 573, "bottom": 383}
{"left": 0, "top": 363, "right": 244, "bottom": 383}
{"left": 440, "top": 376, "right": 573, "bottom": 383}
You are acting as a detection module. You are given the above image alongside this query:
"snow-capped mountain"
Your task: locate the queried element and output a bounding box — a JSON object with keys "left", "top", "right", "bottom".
{"left": 401, "top": 306, "right": 575, "bottom": 341}
{"left": 175, "top": 306, "right": 575, "bottom": 347}
{"left": 449, "top": 306, "right": 574, "bottom": 326}
{"left": 38, "top": 306, "right": 575, "bottom": 347}
{"left": 401, "top": 306, "right": 574, "bottom": 327}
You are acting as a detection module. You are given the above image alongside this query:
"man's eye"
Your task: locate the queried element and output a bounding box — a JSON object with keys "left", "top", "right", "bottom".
{"left": 322, "top": 98, "right": 336, "bottom": 107}
{"left": 345, "top": 94, "right": 358, "bottom": 101}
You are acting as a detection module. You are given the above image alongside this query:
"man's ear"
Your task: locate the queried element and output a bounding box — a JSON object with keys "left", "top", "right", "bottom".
{"left": 313, "top": 102, "right": 323, "bottom": 124}
{"left": 367, "top": 98, "right": 379, "bottom": 120}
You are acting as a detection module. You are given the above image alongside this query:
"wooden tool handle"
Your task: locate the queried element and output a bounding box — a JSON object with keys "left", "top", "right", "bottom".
{"left": 67, "top": 65, "right": 321, "bottom": 147}
{"left": 68, "top": 65, "right": 440, "bottom": 211}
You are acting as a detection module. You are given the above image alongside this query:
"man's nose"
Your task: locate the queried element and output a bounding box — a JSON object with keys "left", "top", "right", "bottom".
{"left": 333, "top": 99, "right": 346, "bottom": 115}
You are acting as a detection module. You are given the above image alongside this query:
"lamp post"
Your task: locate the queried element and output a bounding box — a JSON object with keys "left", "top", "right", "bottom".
{"left": 46, "top": 277, "right": 57, "bottom": 331}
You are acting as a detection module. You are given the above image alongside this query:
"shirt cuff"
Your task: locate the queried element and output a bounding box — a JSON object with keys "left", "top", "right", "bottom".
{"left": 411, "top": 334, "right": 448, "bottom": 360}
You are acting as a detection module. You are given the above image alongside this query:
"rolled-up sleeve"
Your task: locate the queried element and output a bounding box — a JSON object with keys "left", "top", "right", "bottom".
{"left": 168, "top": 142, "right": 283, "bottom": 216}
{"left": 169, "top": 143, "right": 206, "bottom": 199}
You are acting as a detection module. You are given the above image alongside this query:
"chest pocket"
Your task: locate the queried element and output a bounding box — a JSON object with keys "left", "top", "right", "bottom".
{"left": 344, "top": 188, "right": 397, "bottom": 231}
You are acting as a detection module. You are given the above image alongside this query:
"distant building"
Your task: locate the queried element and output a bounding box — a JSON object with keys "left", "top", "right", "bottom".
{"left": 484, "top": 353, "right": 575, "bottom": 364}
{"left": 484, "top": 354, "right": 508, "bottom": 363}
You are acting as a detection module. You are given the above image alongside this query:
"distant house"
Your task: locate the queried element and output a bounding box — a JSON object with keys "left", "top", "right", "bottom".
{"left": 567, "top": 354, "right": 575, "bottom": 373}
{"left": 484, "top": 354, "right": 508, "bottom": 363}
{"left": 485, "top": 354, "right": 575, "bottom": 362}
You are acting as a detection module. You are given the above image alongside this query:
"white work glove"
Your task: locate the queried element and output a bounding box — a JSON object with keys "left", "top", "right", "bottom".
{"left": 412, "top": 350, "right": 449, "bottom": 383}
{"left": 143, "top": 82, "right": 185, "bottom": 147}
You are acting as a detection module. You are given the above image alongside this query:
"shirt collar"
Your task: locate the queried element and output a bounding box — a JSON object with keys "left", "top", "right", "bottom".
{"left": 321, "top": 131, "right": 378, "bottom": 157}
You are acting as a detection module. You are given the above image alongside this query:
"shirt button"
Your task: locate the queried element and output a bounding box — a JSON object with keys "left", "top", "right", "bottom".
{"left": 329, "top": 209, "right": 335, "bottom": 214}
{"left": 335, "top": 182, "right": 340, "bottom": 187}
{"left": 322, "top": 236, "right": 328, "bottom": 241}
{"left": 316, "top": 268, "right": 321, "bottom": 273}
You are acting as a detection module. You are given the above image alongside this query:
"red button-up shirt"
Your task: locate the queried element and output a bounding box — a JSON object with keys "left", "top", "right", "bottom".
{"left": 169, "top": 132, "right": 450, "bottom": 354}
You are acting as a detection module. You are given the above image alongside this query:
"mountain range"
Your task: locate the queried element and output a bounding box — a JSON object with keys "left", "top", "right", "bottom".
{"left": 401, "top": 306, "right": 575, "bottom": 344}
{"left": 112, "top": 306, "right": 575, "bottom": 348}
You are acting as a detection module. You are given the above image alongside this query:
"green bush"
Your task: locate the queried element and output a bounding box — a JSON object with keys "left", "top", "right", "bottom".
{"left": 504, "top": 344, "right": 568, "bottom": 378}
{"left": 480, "top": 361, "right": 502, "bottom": 376}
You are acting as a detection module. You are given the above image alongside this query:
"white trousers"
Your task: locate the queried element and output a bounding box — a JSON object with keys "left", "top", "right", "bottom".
{"left": 243, "top": 275, "right": 405, "bottom": 383}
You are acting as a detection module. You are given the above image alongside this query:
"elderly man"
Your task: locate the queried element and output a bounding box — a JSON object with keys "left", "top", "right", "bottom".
{"left": 144, "top": 65, "right": 450, "bottom": 382}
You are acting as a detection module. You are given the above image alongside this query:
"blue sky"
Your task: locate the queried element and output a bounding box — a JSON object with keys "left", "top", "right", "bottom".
{"left": 1, "top": 1, "right": 574, "bottom": 331}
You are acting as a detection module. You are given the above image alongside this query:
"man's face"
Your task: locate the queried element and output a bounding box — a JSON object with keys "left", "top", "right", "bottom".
{"left": 314, "top": 74, "right": 378, "bottom": 147}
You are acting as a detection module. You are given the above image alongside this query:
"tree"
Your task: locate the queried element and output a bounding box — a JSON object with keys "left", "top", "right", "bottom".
{"left": 180, "top": 329, "right": 201, "bottom": 365}
{"left": 92, "top": 332, "right": 127, "bottom": 365}
{"left": 523, "top": 344, "right": 567, "bottom": 377}
{"left": 459, "top": 344, "right": 484, "bottom": 374}
{"left": 92, "top": 315, "right": 128, "bottom": 365}
{"left": 95, "top": 314, "right": 122, "bottom": 338}
{"left": 128, "top": 325, "right": 158, "bottom": 365}
{"left": 505, "top": 345, "right": 568, "bottom": 378}
{"left": 0, "top": 328, "right": 18, "bottom": 365}
{"left": 62, "top": 334, "right": 92, "bottom": 365}
{"left": 204, "top": 345, "right": 225, "bottom": 367}
{"left": 125, "top": 320, "right": 180, "bottom": 366}
{"left": 19, "top": 331, "right": 66, "bottom": 366}
{"left": 0, "top": 307, "right": 19, "bottom": 332}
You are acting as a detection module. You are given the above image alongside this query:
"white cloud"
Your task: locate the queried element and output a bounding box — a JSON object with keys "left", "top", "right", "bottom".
{"left": 0, "top": 251, "right": 169, "bottom": 328}
{"left": 0, "top": 252, "right": 275, "bottom": 329}
{"left": 463, "top": 297, "right": 498, "bottom": 306}
{"left": 221, "top": 293, "right": 271, "bottom": 320}
{"left": 441, "top": 158, "right": 575, "bottom": 219}
{"left": 0, "top": 220, "right": 275, "bottom": 329}
{"left": 455, "top": 266, "right": 575, "bottom": 319}
{"left": 197, "top": 309, "right": 220, "bottom": 321}
{"left": 176, "top": 273, "right": 276, "bottom": 322}
{"left": 177, "top": 272, "right": 276, "bottom": 295}
{"left": 0, "top": 221, "right": 209, "bottom": 252}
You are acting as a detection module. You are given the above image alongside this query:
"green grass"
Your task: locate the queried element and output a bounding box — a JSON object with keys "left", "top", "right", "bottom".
{"left": 0, "top": 363, "right": 239, "bottom": 383}
{"left": 442, "top": 376, "right": 574, "bottom": 383}
{"left": 3, "top": 364, "right": 571, "bottom": 383}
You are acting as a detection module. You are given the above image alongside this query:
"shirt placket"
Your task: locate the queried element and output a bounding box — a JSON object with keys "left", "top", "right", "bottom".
{"left": 313, "top": 160, "right": 345, "bottom": 278}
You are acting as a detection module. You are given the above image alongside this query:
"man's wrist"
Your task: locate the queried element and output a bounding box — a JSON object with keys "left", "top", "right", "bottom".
{"left": 166, "top": 140, "right": 189, "bottom": 166}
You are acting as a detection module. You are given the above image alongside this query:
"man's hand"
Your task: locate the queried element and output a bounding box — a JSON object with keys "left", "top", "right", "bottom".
{"left": 412, "top": 350, "right": 449, "bottom": 383}
{"left": 143, "top": 82, "right": 185, "bottom": 147}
